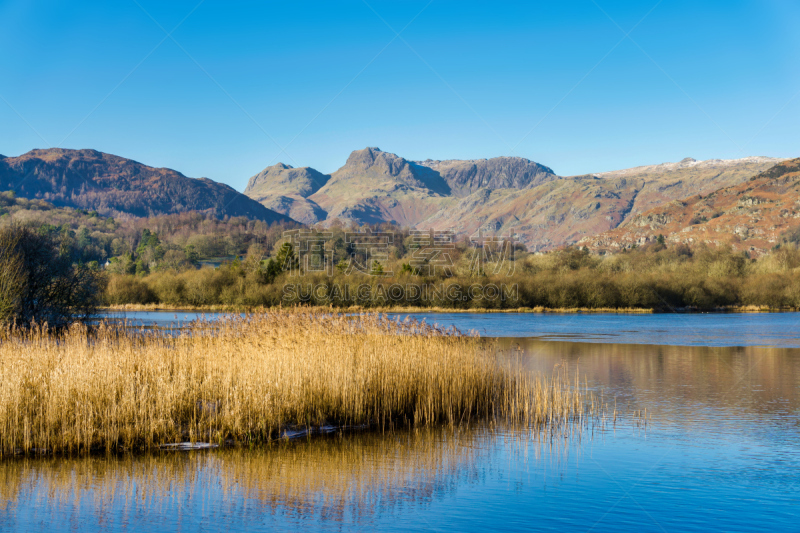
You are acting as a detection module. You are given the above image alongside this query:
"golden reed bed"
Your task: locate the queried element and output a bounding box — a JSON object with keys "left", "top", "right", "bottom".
{"left": 0, "top": 310, "right": 596, "bottom": 455}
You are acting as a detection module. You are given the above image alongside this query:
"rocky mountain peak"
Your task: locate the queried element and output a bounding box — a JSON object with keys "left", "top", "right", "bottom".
{"left": 343, "top": 147, "right": 405, "bottom": 174}
{"left": 244, "top": 162, "right": 330, "bottom": 200}
{"left": 334, "top": 147, "right": 451, "bottom": 195}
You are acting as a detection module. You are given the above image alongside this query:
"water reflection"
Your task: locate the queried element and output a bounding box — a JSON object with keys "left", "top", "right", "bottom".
{"left": 0, "top": 427, "right": 574, "bottom": 531}
{"left": 2, "top": 339, "right": 799, "bottom": 531}
{"left": 498, "top": 339, "right": 800, "bottom": 437}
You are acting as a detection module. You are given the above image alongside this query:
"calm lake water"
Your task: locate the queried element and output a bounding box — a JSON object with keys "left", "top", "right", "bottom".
{"left": 104, "top": 309, "right": 800, "bottom": 347}
{"left": 2, "top": 312, "right": 799, "bottom": 531}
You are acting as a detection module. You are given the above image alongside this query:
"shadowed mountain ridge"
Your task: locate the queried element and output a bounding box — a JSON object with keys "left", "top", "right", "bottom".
{"left": 0, "top": 148, "right": 294, "bottom": 223}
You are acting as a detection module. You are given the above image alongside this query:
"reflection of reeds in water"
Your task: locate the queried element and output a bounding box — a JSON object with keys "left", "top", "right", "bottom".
{"left": 216, "top": 429, "right": 483, "bottom": 519}
{"left": 0, "top": 428, "right": 518, "bottom": 524}
{"left": 0, "top": 311, "right": 599, "bottom": 455}
{"left": 499, "top": 338, "right": 800, "bottom": 421}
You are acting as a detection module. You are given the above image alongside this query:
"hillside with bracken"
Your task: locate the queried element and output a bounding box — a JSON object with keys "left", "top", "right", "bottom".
{"left": 0, "top": 148, "right": 294, "bottom": 224}
{"left": 581, "top": 158, "right": 800, "bottom": 256}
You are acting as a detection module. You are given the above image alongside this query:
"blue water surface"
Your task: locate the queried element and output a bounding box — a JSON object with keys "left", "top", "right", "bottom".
{"left": 103, "top": 309, "right": 800, "bottom": 347}
{"left": 2, "top": 311, "right": 798, "bottom": 531}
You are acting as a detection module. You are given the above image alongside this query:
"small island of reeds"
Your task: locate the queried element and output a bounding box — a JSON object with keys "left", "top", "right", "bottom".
{"left": 0, "top": 310, "right": 597, "bottom": 456}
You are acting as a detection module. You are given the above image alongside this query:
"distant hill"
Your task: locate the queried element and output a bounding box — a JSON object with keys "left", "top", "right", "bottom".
{"left": 0, "top": 148, "right": 294, "bottom": 223}
{"left": 581, "top": 158, "right": 800, "bottom": 256}
{"left": 424, "top": 156, "right": 786, "bottom": 251}
{"left": 591, "top": 156, "right": 783, "bottom": 215}
{"left": 244, "top": 147, "right": 784, "bottom": 250}
{"left": 244, "top": 162, "right": 330, "bottom": 225}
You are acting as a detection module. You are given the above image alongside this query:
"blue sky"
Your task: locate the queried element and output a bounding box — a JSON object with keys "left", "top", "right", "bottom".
{"left": 1, "top": 1, "right": 798, "bottom": 191}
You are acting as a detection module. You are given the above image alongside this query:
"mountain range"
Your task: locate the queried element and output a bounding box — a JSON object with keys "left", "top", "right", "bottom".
{"left": 244, "top": 147, "right": 784, "bottom": 250}
{"left": 0, "top": 147, "right": 790, "bottom": 252}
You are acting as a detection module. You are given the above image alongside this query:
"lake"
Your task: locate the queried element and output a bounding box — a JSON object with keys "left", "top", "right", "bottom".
{"left": 2, "top": 311, "right": 799, "bottom": 531}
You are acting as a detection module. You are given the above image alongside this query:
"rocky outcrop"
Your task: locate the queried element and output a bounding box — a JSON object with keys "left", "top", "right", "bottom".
{"left": 415, "top": 156, "right": 557, "bottom": 197}
{"left": 329, "top": 147, "right": 452, "bottom": 196}
{"left": 256, "top": 195, "right": 328, "bottom": 226}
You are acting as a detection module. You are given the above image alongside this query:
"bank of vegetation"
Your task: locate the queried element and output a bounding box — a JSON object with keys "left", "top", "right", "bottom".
{"left": 3, "top": 191, "right": 800, "bottom": 313}
{"left": 105, "top": 239, "right": 800, "bottom": 311}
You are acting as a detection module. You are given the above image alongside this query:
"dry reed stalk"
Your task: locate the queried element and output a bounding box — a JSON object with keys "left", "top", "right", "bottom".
{"left": 0, "top": 310, "right": 598, "bottom": 455}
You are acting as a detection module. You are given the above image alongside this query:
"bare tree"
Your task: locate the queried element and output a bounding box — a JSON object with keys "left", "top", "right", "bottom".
{"left": 0, "top": 233, "right": 24, "bottom": 320}
{"left": 0, "top": 225, "right": 105, "bottom": 328}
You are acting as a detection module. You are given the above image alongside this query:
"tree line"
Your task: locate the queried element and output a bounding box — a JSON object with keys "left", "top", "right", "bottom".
{"left": 4, "top": 189, "right": 800, "bottom": 325}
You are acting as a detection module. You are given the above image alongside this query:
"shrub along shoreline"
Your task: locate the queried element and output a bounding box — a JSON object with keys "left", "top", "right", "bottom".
{"left": 101, "top": 303, "right": 800, "bottom": 314}
{"left": 101, "top": 237, "right": 800, "bottom": 312}
{"left": 103, "top": 303, "right": 656, "bottom": 313}
{"left": 103, "top": 251, "right": 800, "bottom": 313}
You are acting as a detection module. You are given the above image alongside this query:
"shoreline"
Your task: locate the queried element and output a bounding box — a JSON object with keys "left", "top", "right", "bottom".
{"left": 100, "top": 304, "right": 796, "bottom": 314}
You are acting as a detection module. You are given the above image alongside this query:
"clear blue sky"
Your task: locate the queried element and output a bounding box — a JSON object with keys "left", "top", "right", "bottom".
{"left": 1, "top": 0, "right": 798, "bottom": 191}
